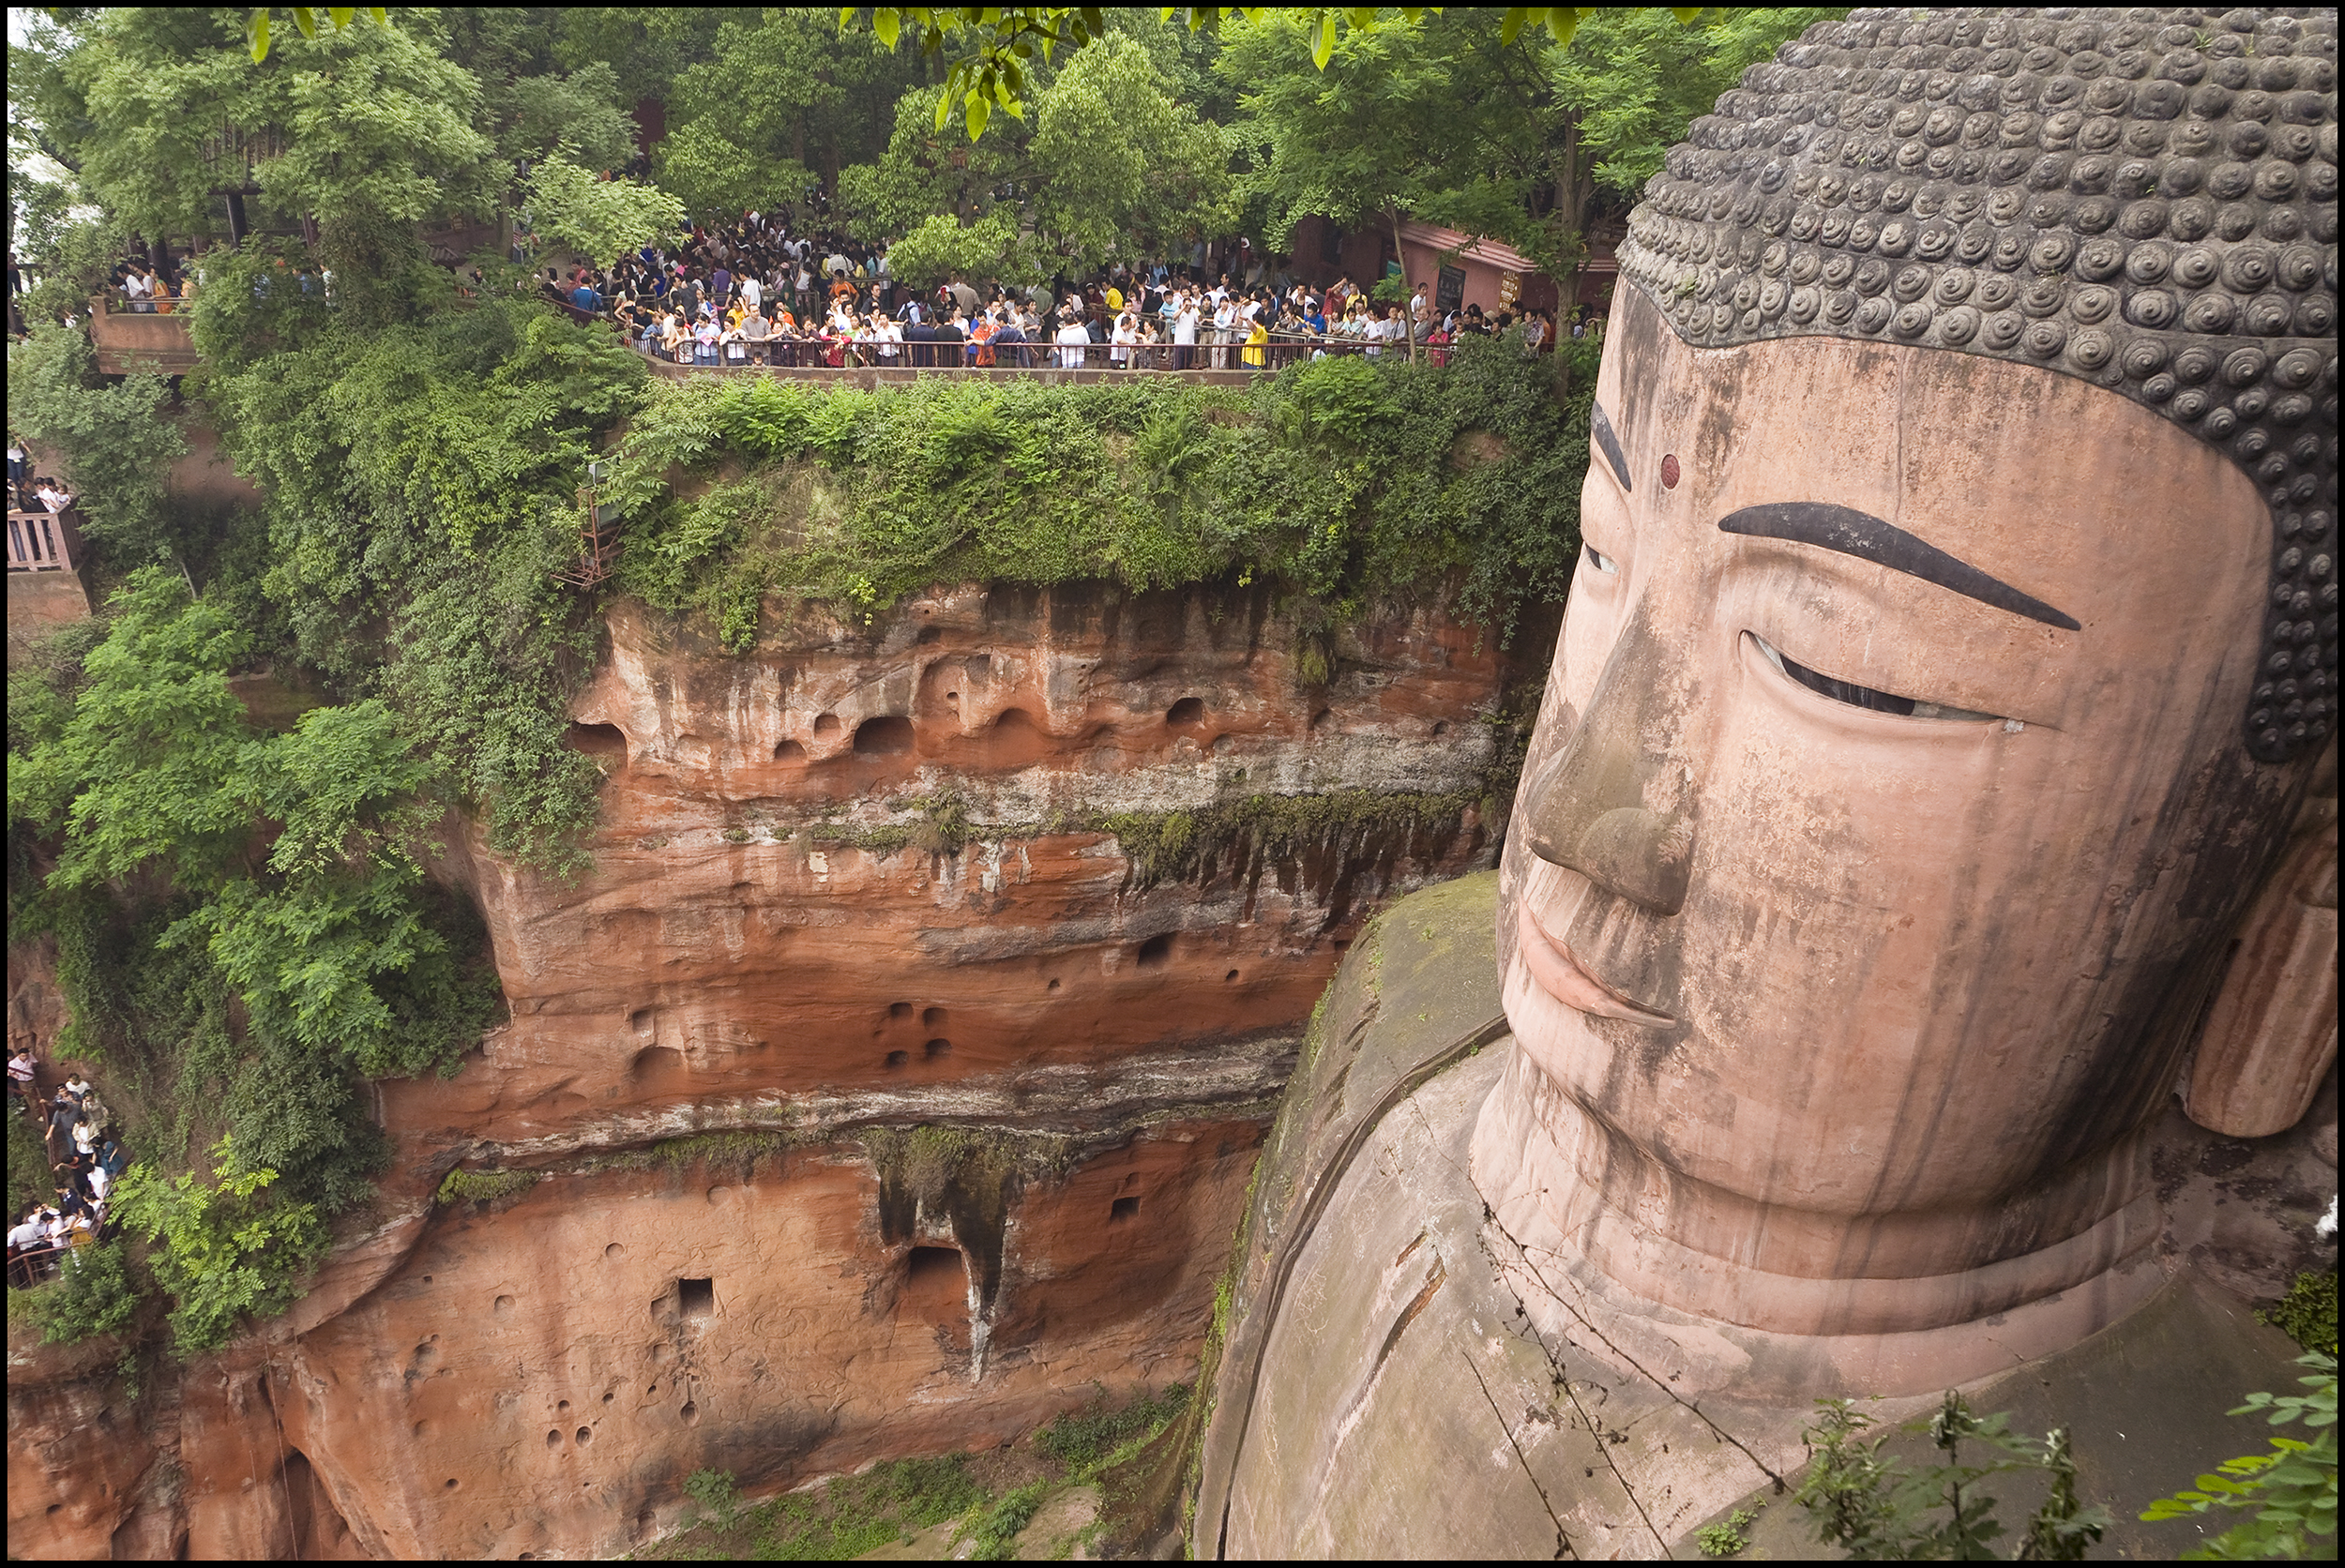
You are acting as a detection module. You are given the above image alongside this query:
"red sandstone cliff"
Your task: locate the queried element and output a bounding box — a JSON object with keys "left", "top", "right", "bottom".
{"left": 8, "top": 580, "right": 1534, "bottom": 1560}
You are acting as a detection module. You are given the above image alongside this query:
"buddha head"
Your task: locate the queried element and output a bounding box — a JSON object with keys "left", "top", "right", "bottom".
{"left": 1479, "top": 6, "right": 2337, "bottom": 1387}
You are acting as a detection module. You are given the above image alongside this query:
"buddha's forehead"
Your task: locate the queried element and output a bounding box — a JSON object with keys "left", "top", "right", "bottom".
{"left": 1596, "top": 297, "right": 2269, "bottom": 619}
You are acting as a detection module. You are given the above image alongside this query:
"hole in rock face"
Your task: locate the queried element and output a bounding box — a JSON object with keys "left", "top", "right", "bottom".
{"left": 629, "top": 1007, "right": 654, "bottom": 1035}
{"left": 565, "top": 722, "right": 627, "bottom": 761}
{"left": 603, "top": 1391, "right": 616, "bottom": 1406}
{"left": 1432, "top": 720, "right": 1449, "bottom": 737}
{"left": 922, "top": 1006, "right": 948, "bottom": 1028}
{"left": 1167, "top": 697, "right": 1206, "bottom": 727}
{"left": 885, "top": 1049, "right": 911, "bottom": 1069}
{"left": 774, "top": 739, "right": 808, "bottom": 764}
{"left": 576, "top": 1427, "right": 593, "bottom": 1446}
{"left": 916, "top": 625, "right": 942, "bottom": 644}
{"left": 546, "top": 1429, "right": 562, "bottom": 1450}
{"left": 1136, "top": 933, "right": 1174, "bottom": 971}
{"left": 1225, "top": 969, "right": 1240, "bottom": 983}
{"left": 445, "top": 1479, "right": 461, "bottom": 1491}
{"left": 902, "top": 1246, "right": 967, "bottom": 1318}
{"left": 1111, "top": 1196, "right": 1141, "bottom": 1225}
{"left": 678, "top": 1277, "right": 714, "bottom": 1320}
{"left": 630, "top": 1046, "right": 687, "bottom": 1093}
{"left": 981, "top": 707, "right": 1048, "bottom": 766}
{"left": 558, "top": 1400, "right": 571, "bottom": 1414}
{"left": 679, "top": 1402, "right": 700, "bottom": 1426}
{"left": 1309, "top": 708, "right": 1334, "bottom": 734}
{"left": 854, "top": 716, "right": 915, "bottom": 755}
{"left": 813, "top": 713, "right": 840, "bottom": 735}
{"left": 1047, "top": 977, "right": 1061, "bottom": 991}
{"left": 889, "top": 1001, "right": 914, "bottom": 1020}
{"left": 605, "top": 1243, "right": 626, "bottom": 1261}
{"left": 924, "top": 1038, "right": 952, "bottom": 1060}
{"left": 494, "top": 1295, "right": 516, "bottom": 1317}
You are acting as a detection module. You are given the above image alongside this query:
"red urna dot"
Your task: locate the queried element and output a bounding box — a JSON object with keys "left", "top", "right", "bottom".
{"left": 1661, "top": 453, "right": 1681, "bottom": 490}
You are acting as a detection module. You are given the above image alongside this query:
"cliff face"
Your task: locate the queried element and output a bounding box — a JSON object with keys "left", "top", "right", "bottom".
{"left": 8, "top": 580, "right": 1535, "bottom": 1560}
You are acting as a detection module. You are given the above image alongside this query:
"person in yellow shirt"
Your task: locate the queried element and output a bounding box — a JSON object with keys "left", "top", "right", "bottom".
{"left": 1104, "top": 283, "right": 1124, "bottom": 312}
{"left": 1241, "top": 314, "right": 1268, "bottom": 369}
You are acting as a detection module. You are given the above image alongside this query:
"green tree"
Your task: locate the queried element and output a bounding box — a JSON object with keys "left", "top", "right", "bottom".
{"left": 4, "top": 324, "right": 189, "bottom": 563}
{"left": 657, "top": 9, "right": 925, "bottom": 220}
{"left": 110, "top": 1134, "right": 329, "bottom": 1355}
{"left": 1027, "top": 34, "right": 1232, "bottom": 271}
{"left": 653, "top": 119, "right": 811, "bottom": 227}
{"left": 1220, "top": 12, "right": 1458, "bottom": 357}
{"left": 884, "top": 210, "right": 1037, "bottom": 294}
{"left": 523, "top": 151, "right": 687, "bottom": 269}
{"left": 1221, "top": 8, "right": 1832, "bottom": 340}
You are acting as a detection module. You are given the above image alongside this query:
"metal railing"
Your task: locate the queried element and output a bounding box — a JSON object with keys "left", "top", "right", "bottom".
{"left": 624, "top": 330, "right": 1423, "bottom": 376}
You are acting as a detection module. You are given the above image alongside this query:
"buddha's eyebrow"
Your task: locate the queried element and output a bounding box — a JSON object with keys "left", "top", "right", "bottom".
{"left": 1590, "top": 401, "right": 1631, "bottom": 491}
{"left": 1719, "top": 502, "right": 2081, "bottom": 631}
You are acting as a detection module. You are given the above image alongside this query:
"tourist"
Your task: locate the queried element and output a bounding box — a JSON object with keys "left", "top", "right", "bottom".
{"left": 5, "top": 435, "right": 25, "bottom": 510}
{"left": 36, "top": 479, "right": 73, "bottom": 514}
{"left": 7, "top": 1047, "right": 34, "bottom": 1113}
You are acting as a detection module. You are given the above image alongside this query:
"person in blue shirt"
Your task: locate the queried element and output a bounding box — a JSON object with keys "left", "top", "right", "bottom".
{"left": 570, "top": 280, "right": 603, "bottom": 314}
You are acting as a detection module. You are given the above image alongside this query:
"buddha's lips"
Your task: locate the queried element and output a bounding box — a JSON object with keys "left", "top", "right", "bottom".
{"left": 1516, "top": 900, "right": 1674, "bottom": 1026}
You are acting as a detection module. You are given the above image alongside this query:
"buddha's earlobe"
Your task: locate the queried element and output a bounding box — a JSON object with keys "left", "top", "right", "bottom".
{"left": 1520, "top": 603, "right": 1701, "bottom": 916}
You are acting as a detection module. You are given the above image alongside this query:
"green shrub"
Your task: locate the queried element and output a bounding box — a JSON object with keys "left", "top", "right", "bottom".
{"left": 109, "top": 1134, "right": 328, "bottom": 1355}
{"left": 1036, "top": 1383, "right": 1193, "bottom": 1478}
{"left": 1696, "top": 1506, "right": 1756, "bottom": 1558}
{"left": 1793, "top": 1392, "right": 2107, "bottom": 1560}
{"left": 606, "top": 339, "right": 1584, "bottom": 654}
{"left": 683, "top": 1468, "right": 743, "bottom": 1530}
{"left": 958, "top": 1480, "right": 1051, "bottom": 1561}
{"left": 433, "top": 1168, "right": 542, "bottom": 1206}
{"left": 2263, "top": 1271, "right": 2339, "bottom": 1357}
{"left": 28, "top": 1239, "right": 146, "bottom": 1345}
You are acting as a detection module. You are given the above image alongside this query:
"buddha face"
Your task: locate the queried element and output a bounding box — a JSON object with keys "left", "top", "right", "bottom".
{"left": 1492, "top": 287, "right": 2307, "bottom": 1307}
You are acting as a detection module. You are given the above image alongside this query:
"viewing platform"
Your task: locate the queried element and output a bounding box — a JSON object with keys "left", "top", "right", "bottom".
{"left": 86, "top": 296, "right": 197, "bottom": 376}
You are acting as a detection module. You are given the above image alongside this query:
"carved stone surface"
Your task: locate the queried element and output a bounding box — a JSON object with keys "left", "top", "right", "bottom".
{"left": 1618, "top": 7, "right": 2338, "bottom": 761}
{"left": 2187, "top": 753, "right": 2339, "bottom": 1135}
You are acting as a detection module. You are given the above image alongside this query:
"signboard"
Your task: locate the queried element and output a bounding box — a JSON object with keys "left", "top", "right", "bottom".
{"left": 1498, "top": 269, "right": 1522, "bottom": 307}
{"left": 1435, "top": 264, "right": 1466, "bottom": 313}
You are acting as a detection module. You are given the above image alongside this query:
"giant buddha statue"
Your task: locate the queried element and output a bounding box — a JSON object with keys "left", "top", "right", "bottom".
{"left": 1195, "top": 8, "right": 2334, "bottom": 1557}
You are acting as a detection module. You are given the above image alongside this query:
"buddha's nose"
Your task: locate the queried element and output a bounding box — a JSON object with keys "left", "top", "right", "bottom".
{"left": 1520, "top": 609, "right": 1699, "bottom": 916}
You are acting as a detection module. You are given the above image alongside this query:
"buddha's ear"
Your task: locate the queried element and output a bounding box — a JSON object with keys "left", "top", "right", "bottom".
{"left": 2186, "top": 738, "right": 2339, "bottom": 1138}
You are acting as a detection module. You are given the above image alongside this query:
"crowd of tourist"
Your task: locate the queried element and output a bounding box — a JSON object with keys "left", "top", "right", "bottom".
{"left": 7, "top": 1048, "right": 125, "bottom": 1290}
{"left": 530, "top": 210, "right": 1570, "bottom": 374}
{"left": 70, "top": 207, "right": 1585, "bottom": 379}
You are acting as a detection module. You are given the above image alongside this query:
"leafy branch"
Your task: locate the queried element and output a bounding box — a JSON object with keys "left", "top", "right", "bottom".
{"left": 843, "top": 6, "right": 1707, "bottom": 138}
{"left": 2141, "top": 1354, "right": 2339, "bottom": 1560}
{"left": 243, "top": 7, "right": 389, "bottom": 63}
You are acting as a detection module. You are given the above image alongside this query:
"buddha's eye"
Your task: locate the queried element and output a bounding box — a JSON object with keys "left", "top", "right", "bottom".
{"left": 1749, "top": 633, "right": 2001, "bottom": 722}
{"left": 1587, "top": 546, "right": 1620, "bottom": 576}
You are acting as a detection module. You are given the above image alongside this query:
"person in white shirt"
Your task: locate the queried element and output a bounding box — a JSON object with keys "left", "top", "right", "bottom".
{"left": 1211, "top": 297, "right": 1238, "bottom": 369}
{"left": 1054, "top": 314, "right": 1092, "bottom": 369}
{"left": 1110, "top": 310, "right": 1138, "bottom": 369}
{"left": 874, "top": 316, "right": 902, "bottom": 364}
{"left": 7, "top": 1213, "right": 43, "bottom": 1252}
{"left": 86, "top": 1165, "right": 109, "bottom": 1205}
{"left": 739, "top": 274, "right": 761, "bottom": 312}
{"left": 1172, "top": 301, "right": 1200, "bottom": 370}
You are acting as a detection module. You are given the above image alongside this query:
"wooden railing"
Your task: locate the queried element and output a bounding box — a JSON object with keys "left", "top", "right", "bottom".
{"left": 6, "top": 509, "right": 80, "bottom": 574}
